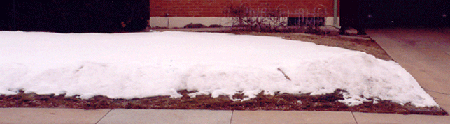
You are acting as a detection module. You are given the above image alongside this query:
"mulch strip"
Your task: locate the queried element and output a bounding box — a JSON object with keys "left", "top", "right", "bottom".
{"left": 1, "top": 89, "right": 447, "bottom": 116}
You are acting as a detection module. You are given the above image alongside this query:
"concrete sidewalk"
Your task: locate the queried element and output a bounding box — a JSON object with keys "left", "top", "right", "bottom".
{"left": 1, "top": 28, "right": 450, "bottom": 124}
{"left": 1, "top": 108, "right": 450, "bottom": 124}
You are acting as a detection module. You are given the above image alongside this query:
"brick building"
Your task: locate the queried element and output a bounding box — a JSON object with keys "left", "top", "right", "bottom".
{"left": 149, "top": 0, "right": 339, "bottom": 28}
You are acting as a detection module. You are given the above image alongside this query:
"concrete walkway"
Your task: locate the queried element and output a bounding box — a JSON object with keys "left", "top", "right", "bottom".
{"left": 1, "top": 28, "right": 450, "bottom": 124}
{"left": 1, "top": 108, "right": 450, "bottom": 124}
{"left": 367, "top": 28, "right": 450, "bottom": 112}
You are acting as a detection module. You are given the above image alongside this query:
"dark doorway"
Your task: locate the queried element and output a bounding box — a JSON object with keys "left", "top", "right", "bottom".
{"left": 341, "top": 0, "right": 449, "bottom": 29}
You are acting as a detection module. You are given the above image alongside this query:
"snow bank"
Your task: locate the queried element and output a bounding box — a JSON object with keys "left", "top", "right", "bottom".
{"left": 0, "top": 31, "right": 438, "bottom": 107}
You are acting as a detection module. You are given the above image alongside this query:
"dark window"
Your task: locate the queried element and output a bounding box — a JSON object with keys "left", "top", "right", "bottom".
{"left": 288, "top": 17, "right": 324, "bottom": 26}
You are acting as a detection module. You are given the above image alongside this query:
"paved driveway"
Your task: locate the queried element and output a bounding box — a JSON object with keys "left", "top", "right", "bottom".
{"left": 367, "top": 28, "right": 450, "bottom": 111}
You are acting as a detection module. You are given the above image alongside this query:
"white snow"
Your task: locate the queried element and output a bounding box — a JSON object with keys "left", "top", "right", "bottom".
{"left": 0, "top": 31, "right": 438, "bottom": 107}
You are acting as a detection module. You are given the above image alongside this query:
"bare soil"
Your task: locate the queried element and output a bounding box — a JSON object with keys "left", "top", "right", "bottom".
{"left": 1, "top": 30, "right": 447, "bottom": 115}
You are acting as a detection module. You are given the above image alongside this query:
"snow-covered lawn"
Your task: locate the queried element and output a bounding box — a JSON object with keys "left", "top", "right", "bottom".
{"left": 0, "top": 31, "right": 438, "bottom": 107}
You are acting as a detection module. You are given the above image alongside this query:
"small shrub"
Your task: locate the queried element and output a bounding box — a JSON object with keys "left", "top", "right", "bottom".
{"left": 151, "top": 26, "right": 168, "bottom": 29}
{"left": 208, "top": 24, "right": 223, "bottom": 28}
{"left": 223, "top": 4, "right": 287, "bottom": 32}
{"left": 306, "top": 26, "right": 325, "bottom": 35}
{"left": 183, "top": 23, "right": 205, "bottom": 28}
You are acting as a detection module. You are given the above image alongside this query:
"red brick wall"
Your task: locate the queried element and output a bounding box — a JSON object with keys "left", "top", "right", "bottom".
{"left": 150, "top": 0, "right": 336, "bottom": 17}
